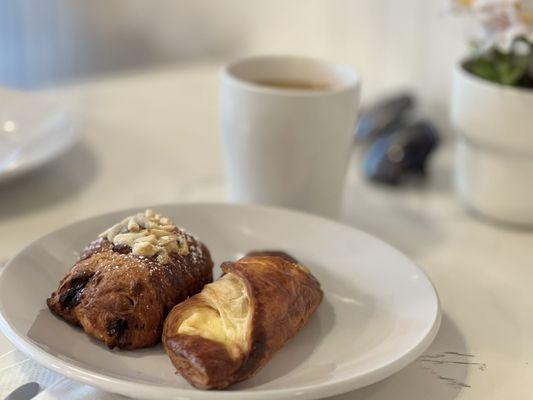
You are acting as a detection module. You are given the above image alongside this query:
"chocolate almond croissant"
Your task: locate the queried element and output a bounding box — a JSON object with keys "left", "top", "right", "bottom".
{"left": 47, "top": 209, "right": 213, "bottom": 349}
{"left": 162, "top": 252, "right": 323, "bottom": 389}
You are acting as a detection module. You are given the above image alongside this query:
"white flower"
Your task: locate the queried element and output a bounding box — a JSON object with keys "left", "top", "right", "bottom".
{"left": 451, "top": 0, "right": 533, "bottom": 52}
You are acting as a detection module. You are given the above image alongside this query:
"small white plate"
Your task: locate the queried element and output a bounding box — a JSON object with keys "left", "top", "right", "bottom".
{"left": 0, "top": 88, "right": 78, "bottom": 184}
{"left": 0, "top": 203, "right": 440, "bottom": 400}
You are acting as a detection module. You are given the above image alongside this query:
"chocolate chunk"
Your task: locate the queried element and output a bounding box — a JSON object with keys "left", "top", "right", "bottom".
{"left": 107, "top": 318, "right": 128, "bottom": 337}
{"left": 58, "top": 275, "right": 91, "bottom": 308}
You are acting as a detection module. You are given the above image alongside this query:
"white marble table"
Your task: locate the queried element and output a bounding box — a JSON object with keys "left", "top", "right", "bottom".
{"left": 1, "top": 63, "right": 532, "bottom": 399}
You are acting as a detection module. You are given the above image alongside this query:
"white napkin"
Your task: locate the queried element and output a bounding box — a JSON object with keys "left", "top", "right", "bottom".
{"left": 34, "top": 378, "right": 129, "bottom": 400}
{"left": 0, "top": 351, "right": 62, "bottom": 398}
{"left": 0, "top": 351, "right": 131, "bottom": 400}
{"left": 0, "top": 350, "right": 128, "bottom": 399}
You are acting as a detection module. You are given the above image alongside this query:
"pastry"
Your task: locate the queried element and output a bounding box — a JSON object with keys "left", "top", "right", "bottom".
{"left": 47, "top": 209, "right": 213, "bottom": 350}
{"left": 162, "top": 251, "right": 322, "bottom": 389}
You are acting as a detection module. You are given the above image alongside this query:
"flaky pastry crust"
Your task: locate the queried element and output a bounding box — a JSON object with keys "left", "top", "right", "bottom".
{"left": 163, "top": 252, "right": 323, "bottom": 389}
{"left": 47, "top": 229, "right": 213, "bottom": 350}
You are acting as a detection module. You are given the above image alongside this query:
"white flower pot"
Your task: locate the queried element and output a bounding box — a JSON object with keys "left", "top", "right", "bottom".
{"left": 451, "top": 62, "right": 533, "bottom": 226}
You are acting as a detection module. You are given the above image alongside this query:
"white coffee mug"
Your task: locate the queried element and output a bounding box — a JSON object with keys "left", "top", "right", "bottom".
{"left": 220, "top": 55, "right": 361, "bottom": 218}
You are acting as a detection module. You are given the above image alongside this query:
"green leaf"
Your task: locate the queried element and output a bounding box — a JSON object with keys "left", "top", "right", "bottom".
{"left": 464, "top": 44, "right": 532, "bottom": 87}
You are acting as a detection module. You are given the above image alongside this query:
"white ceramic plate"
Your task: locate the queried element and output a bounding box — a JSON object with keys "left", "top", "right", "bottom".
{"left": 0, "top": 203, "right": 440, "bottom": 400}
{"left": 0, "top": 88, "right": 78, "bottom": 184}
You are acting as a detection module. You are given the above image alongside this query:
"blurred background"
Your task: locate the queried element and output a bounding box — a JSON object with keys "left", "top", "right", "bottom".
{"left": 0, "top": 0, "right": 467, "bottom": 131}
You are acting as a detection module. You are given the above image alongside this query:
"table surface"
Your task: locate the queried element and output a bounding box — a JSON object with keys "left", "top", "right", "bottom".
{"left": 1, "top": 63, "right": 532, "bottom": 399}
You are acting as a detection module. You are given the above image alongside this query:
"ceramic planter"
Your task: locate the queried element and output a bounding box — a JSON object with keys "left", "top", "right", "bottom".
{"left": 451, "top": 62, "right": 533, "bottom": 226}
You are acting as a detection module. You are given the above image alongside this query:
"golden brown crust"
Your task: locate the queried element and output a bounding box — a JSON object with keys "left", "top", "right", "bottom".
{"left": 244, "top": 250, "right": 299, "bottom": 264}
{"left": 47, "top": 233, "right": 213, "bottom": 350}
{"left": 162, "top": 254, "right": 323, "bottom": 389}
{"left": 165, "top": 334, "right": 241, "bottom": 389}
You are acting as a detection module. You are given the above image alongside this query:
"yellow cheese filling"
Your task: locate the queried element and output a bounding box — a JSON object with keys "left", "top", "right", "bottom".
{"left": 177, "top": 273, "right": 251, "bottom": 358}
{"left": 177, "top": 308, "right": 227, "bottom": 343}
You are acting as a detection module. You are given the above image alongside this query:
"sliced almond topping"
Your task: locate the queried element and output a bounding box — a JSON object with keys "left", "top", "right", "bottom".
{"left": 159, "top": 235, "right": 178, "bottom": 245}
{"left": 135, "top": 234, "right": 157, "bottom": 244}
{"left": 133, "top": 242, "right": 157, "bottom": 257}
{"left": 101, "top": 209, "right": 193, "bottom": 263}
{"left": 113, "top": 232, "right": 146, "bottom": 246}
{"left": 127, "top": 218, "right": 140, "bottom": 232}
